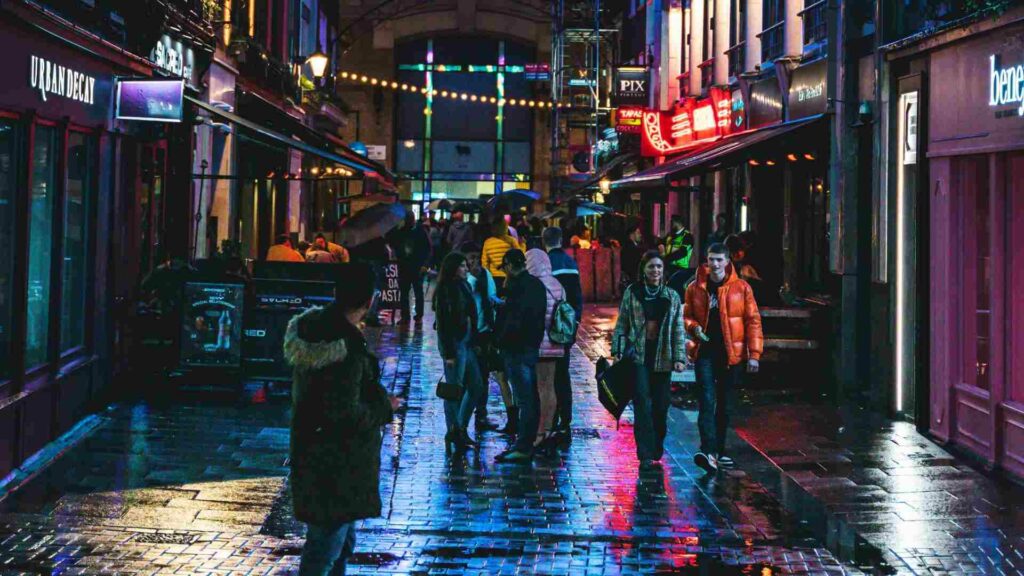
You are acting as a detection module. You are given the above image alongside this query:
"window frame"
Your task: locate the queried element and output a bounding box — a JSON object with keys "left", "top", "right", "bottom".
{"left": 59, "top": 126, "right": 99, "bottom": 362}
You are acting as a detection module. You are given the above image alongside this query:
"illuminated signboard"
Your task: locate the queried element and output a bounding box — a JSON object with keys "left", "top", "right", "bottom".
{"left": 115, "top": 78, "right": 184, "bottom": 122}
{"left": 613, "top": 66, "right": 649, "bottom": 106}
{"left": 615, "top": 106, "right": 644, "bottom": 133}
{"left": 525, "top": 63, "right": 551, "bottom": 81}
{"left": 989, "top": 54, "right": 1024, "bottom": 118}
{"left": 731, "top": 88, "right": 746, "bottom": 130}
{"left": 641, "top": 92, "right": 733, "bottom": 157}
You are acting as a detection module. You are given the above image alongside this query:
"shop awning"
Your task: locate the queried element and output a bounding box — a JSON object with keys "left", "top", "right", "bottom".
{"left": 610, "top": 115, "right": 825, "bottom": 191}
{"left": 186, "top": 95, "right": 392, "bottom": 178}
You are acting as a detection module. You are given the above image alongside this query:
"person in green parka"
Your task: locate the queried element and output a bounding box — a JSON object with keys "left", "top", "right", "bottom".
{"left": 284, "top": 262, "right": 403, "bottom": 576}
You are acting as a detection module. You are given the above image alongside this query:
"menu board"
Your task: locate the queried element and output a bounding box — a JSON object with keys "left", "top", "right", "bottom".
{"left": 377, "top": 262, "right": 401, "bottom": 310}
{"left": 180, "top": 282, "right": 245, "bottom": 368}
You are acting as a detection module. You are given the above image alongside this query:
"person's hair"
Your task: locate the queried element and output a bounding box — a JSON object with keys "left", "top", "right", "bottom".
{"left": 670, "top": 214, "right": 685, "bottom": 227}
{"left": 334, "top": 262, "right": 375, "bottom": 311}
{"left": 276, "top": 233, "right": 291, "bottom": 245}
{"left": 724, "top": 234, "right": 745, "bottom": 254}
{"left": 707, "top": 242, "right": 730, "bottom": 258}
{"left": 315, "top": 232, "right": 326, "bottom": 241}
{"left": 628, "top": 225, "right": 642, "bottom": 236}
{"left": 490, "top": 218, "right": 509, "bottom": 237}
{"left": 435, "top": 252, "right": 469, "bottom": 320}
{"left": 542, "top": 226, "right": 562, "bottom": 248}
{"left": 638, "top": 250, "right": 663, "bottom": 284}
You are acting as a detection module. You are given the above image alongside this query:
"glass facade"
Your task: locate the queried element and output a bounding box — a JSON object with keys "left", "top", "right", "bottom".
{"left": 26, "top": 126, "right": 57, "bottom": 369}
{"left": 61, "top": 132, "right": 95, "bottom": 353}
{"left": 0, "top": 120, "right": 13, "bottom": 380}
{"left": 394, "top": 37, "right": 535, "bottom": 206}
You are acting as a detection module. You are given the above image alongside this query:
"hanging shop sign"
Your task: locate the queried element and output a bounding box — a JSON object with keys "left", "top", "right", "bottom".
{"left": 787, "top": 58, "right": 828, "bottom": 120}
{"left": 615, "top": 106, "right": 644, "bottom": 133}
{"left": 731, "top": 88, "right": 746, "bottom": 131}
{"left": 988, "top": 54, "right": 1024, "bottom": 118}
{"left": 525, "top": 63, "right": 551, "bottom": 81}
{"left": 366, "top": 144, "right": 387, "bottom": 161}
{"left": 2, "top": 17, "right": 115, "bottom": 126}
{"left": 151, "top": 33, "right": 198, "bottom": 88}
{"left": 115, "top": 78, "right": 185, "bottom": 122}
{"left": 640, "top": 89, "right": 732, "bottom": 157}
{"left": 612, "top": 66, "right": 649, "bottom": 106}
{"left": 900, "top": 91, "right": 919, "bottom": 165}
{"left": 748, "top": 75, "right": 784, "bottom": 129}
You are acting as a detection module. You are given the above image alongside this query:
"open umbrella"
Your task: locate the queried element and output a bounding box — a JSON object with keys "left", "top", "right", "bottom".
{"left": 427, "top": 199, "right": 453, "bottom": 212}
{"left": 337, "top": 202, "right": 407, "bottom": 248}
{"left": 575, "top": 201, "right": 614, "bottom": 217}
{"left": 485, "top": 189, "right": 541, "bottom": 212}
{"left": 452, "top": 201, "right": 482, "bottom": 214}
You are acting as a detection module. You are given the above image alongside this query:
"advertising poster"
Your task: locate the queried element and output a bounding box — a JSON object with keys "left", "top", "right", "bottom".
{"left": 377, "top": 262, "right": 401, "bottom": 310}
{"left": 115, "top": 78, "right": 185, "bottom": 122}
{"left": 180, "top": 282, "right": 245, "bottom": 368}
{"left": 242, "top": 278, "right": 335, "bottom": 380}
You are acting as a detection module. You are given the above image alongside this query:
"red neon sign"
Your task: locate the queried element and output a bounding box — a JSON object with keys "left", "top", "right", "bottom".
{"left": 615, "top": 106, "right": 644, "bottom": 133}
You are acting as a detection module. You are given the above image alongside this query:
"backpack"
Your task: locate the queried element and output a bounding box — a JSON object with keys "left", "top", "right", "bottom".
{"left": 546, "top": 288, "right": 577, "bottom": 345}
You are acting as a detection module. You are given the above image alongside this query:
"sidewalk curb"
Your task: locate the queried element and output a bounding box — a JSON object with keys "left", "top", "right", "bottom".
{"left": 729, "top": 428, "right": 896, "bottom": 575}
{"left": 0, "top": 410, "right": 108, "bottom": 504}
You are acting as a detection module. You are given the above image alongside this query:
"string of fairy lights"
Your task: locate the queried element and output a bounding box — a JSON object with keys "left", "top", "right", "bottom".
{"left": 335, "top": 69, "right": 572, "bottom": 110}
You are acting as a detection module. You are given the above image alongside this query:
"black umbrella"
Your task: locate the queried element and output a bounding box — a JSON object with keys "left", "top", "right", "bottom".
{"left": 452, "top": 201, "right": 483, "bottom": 214}
{"left": 427, "top": 199, "right": 453, "bottom": 212}
{"left": 485, "top": 189, "right": 541, "bottom": 212}
{"left": 337, "top": 202, "right": 407, "bottom": 248}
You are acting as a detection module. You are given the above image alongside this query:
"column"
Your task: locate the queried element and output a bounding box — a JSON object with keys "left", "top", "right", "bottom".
{"left": 688, "top": 0, "right": 705, "bottom": 96}
{"left": 745, "top": 0, "right": 763, "bottom": 72}
{"left": 713, "top": 0, "right": 730, "bottom": 86}
{"left": 784, "top": 0, "right": 804, "bottom": 58}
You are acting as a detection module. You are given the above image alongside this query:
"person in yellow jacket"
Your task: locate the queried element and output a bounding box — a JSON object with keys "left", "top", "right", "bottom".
{"left": 481, "top": 218, "right": 524, "bottom": 293}
{"left": 266, "top": 234, "right": 304, "bottom": 262}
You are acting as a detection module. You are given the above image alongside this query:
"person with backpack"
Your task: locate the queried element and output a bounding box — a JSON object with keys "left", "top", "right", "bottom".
{"left": 525, "top": 249, "right": 569, "bottom": 455}
{"left": 542, "top": 227, "right": 582, "bottom": 435}
{"left": 611, "top": 250, "right": 686, "bottom": 468}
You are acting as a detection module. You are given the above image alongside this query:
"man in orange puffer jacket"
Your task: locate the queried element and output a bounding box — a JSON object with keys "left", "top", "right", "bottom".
{"left": 683, "top": 242, "right": 763, "bottom": 474}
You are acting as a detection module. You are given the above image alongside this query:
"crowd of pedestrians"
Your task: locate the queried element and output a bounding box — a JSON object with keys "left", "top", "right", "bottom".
{"left": 284, "top": 209, "right": 765, "bottom": 575}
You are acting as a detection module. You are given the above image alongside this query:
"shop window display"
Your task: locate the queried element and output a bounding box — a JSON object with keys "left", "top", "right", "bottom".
{"left": 61, "top": 132, "right": 94, "bottom": 353}
{"left": 25, "top": 126, "right": 57, "bottom": 369}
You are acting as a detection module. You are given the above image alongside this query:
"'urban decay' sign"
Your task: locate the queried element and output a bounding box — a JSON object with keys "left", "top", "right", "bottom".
{"left": 29, "top": 55, "right": 97, "bottom": 105}
{"left": 988, "top": 54, "right": 1024, "bottom": 117}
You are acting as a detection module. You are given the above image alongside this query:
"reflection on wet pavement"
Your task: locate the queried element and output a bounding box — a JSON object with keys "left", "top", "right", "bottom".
{"left": 0, "top": 305, "right": 861, "bottom": 575}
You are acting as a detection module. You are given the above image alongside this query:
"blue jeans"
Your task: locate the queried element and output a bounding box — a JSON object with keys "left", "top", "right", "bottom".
{"left": 443, "top": 338, "right": 485, "bottom": 432}
{"left": 300, "top": 522, "right": 355, "bottom": 576}
{"left": 633, "top": 363, "right": 672, "bottom": 461}
{"left": 553, "top": 345, "right": 573, "bottom": 428}
{"left": 694, "top": 356, "right": 743, "bottom": 455}
{"left": 504, "top": 349, "right": 539, "bottom": 452}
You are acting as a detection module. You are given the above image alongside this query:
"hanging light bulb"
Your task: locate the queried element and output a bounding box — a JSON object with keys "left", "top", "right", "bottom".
{"left": 441, "top": 90, "right": 449, "bottom": 97}
{"left": 470, "top": 95, "right": 478, "bottom": 102}
{"left": 360, "top": 75, "right": 369, "bottom": 83}
{"left": 460, "top": 93, "right": 468, "bottom": 100}
{"left": 340, "top": 71, "right": 350, "bottom": 79}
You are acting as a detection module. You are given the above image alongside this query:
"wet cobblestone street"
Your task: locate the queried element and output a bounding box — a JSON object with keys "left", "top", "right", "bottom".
{"left": 0, "top": 304, "right": 863, "bottom": 575}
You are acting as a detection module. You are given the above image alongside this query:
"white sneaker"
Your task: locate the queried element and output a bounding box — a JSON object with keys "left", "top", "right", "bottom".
{"left": 694, "top": 452, "right": 718, "bottom": 473}
{"left": 718, "top": 455, "right": 734, "bottom": 467}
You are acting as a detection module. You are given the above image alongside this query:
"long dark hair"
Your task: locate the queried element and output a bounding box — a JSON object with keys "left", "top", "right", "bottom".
{"left": 434, "top": 252, "right": 469, "bottom": 321}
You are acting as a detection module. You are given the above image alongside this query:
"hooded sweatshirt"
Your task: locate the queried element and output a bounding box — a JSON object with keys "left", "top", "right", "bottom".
{"left": 526, "top": 249, "right": 567, "bottom": 358}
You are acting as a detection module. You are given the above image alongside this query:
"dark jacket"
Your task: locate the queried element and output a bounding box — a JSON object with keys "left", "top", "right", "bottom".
{"left": 494, "top": 270, "right": 546, "bottom": 353}
{"left": 393, "top": 224, "right": 431, "bottom": 268}
{"left": 434, "top": 280, "right": 478, "bottom": 360}
{"left": 445, "top": 221, "right": 474, "bottom": 252}
{"left": 547, "top": 248, "right": 583, "bottom": 330}
{"left": 620, "top": 239, "right": 646, "bottom": 282}
{"left": 284, "top": 306, "right": 393, "bottom": 526}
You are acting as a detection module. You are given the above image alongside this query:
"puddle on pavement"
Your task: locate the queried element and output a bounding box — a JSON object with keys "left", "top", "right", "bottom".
{"left": 654, "top": 555, "right": 779, "bottom": 575}
{"left": 349, "top": 552, "right": 403, "bottom": 566}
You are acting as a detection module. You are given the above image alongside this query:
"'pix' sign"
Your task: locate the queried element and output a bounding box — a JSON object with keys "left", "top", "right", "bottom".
{"left": 612, "top": 66, "right": 649, "bottom": 106}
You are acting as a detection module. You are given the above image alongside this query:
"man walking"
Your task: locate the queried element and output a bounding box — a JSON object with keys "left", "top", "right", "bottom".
{"left": 660, "top": 215, "right": 694, "bottom": 281}
{"left": 493, "top": 249, "right": 546, "bottom": 463}
{"left": 684, "top": 243, "right": 762, "bottom": 474}
{"left": 393, "top": 213, "right": 432, "bottom": 323}
{"left": 542, "top": 227, "right": 582, "bottom": 434}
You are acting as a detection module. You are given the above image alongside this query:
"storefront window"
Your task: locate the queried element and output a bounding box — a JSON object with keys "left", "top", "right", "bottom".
{"left": 26, "top": 125, "right": 58, "bottom": 369}
{"left": 958, "top": 156, "right": 991, "bottom": 390}
{"left": 61, "top": 132, "right": 94, "bottom": 353}
{"left": 0, "top": 120, "right": 14, "bottom": 380}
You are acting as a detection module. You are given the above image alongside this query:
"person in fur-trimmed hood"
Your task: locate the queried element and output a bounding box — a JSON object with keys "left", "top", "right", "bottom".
{"left": 283, "top": 262, "right": 402, "bottom": 576}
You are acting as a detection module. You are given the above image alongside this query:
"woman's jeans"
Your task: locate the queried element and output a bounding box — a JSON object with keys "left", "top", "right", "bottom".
{"left": 443, "top": 338, "right": 485, "bottom": 432}
{"left": 634, "top": 352, "right": 672, "bottom": 461}
{"left": 694, "top": 356, "right": 742, "bottom": 455}
{"left": 535, "top": 358, "right": 558, "bottom": 440}
{"left": 504, "top": 349, "right": 539, "bottom": 452}
{"left": 300, "top": 522, "right": 355, "bottom": 576}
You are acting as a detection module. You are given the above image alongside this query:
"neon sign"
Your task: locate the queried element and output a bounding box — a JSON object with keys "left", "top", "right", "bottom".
{"left": 989, "top": 54, "right": 1024, "bottom": 117}
{"left": 692, "top": 105, "right": 715, "bottom": 132}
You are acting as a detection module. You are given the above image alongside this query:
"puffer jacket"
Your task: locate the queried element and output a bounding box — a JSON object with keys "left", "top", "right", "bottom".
{"left": 611, "top": 283, "right": 685, "bottom": 373}
{"left": 526, "top": 249, "right": 567, "bottom": 358}
{"left": 283, "top": 306, "right": 393, "bottom": 526}
{"left": 683, "top": 264, "right": 763, "bottom": 365}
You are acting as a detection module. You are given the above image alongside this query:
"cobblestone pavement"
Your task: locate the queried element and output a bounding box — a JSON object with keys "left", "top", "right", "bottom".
{"left": 0, "top": 304, "right": 863, "bottom": 575}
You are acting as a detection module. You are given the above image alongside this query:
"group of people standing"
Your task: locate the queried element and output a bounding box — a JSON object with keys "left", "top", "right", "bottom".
{"left": 432, "top": 220, "right": 583, "bottom": 463}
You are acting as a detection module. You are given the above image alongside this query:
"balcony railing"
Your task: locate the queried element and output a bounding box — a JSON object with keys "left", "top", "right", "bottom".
{"left": 758, "top": 20, "right": 784, "bottom": 63}
{"left": 698, "top": 58, "right": 714, "bottom": 90}
{"left": 800, "top": 0, "right": 828, "bottom": 46}
{"left": 726, "top": 42, "right": 746, "bottom": 79}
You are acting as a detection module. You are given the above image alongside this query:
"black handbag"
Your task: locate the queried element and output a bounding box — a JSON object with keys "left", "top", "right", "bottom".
{"left": 435, "top": 376, "right": 464, "bottom": 401}
{"left": 595, "top": 355, "right": 636, "bottom": 428}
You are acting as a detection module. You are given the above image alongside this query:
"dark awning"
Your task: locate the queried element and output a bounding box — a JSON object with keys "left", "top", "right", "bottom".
{"left": 610, "top": 115, "right": 825, "bottom": 191}
{"left": 186, "top": 95, "right": 393, "bottom": 179}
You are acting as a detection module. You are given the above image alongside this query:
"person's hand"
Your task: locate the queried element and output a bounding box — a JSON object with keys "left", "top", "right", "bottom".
{"left": 673, "top": 362, "right": 685, "bottom": 373}
{"left": 389, "top": 395, "right": 405, "bottom": 411}
{"left": 747, "top": 359, "right": 760, "bottom": 373}
{"left": 693, "top": 326, "right": 709, "bottom": 343}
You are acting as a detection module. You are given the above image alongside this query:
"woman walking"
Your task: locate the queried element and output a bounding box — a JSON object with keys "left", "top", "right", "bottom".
{"left": 611, "top": 251, "right": 686, "bottom": 468}
{"left": 525, "top": 248, "right": 567, "bottom": 454}
{"left": 433, "top": 252, "right": 486, "bottom": 454}
{"left": 481, "top": 217, "right": 524, "bottom": 294}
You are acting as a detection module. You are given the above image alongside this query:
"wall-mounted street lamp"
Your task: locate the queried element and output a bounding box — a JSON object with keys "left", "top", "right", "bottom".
{"left": 306, "top": 50, "right": 330, "bottom": 80}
